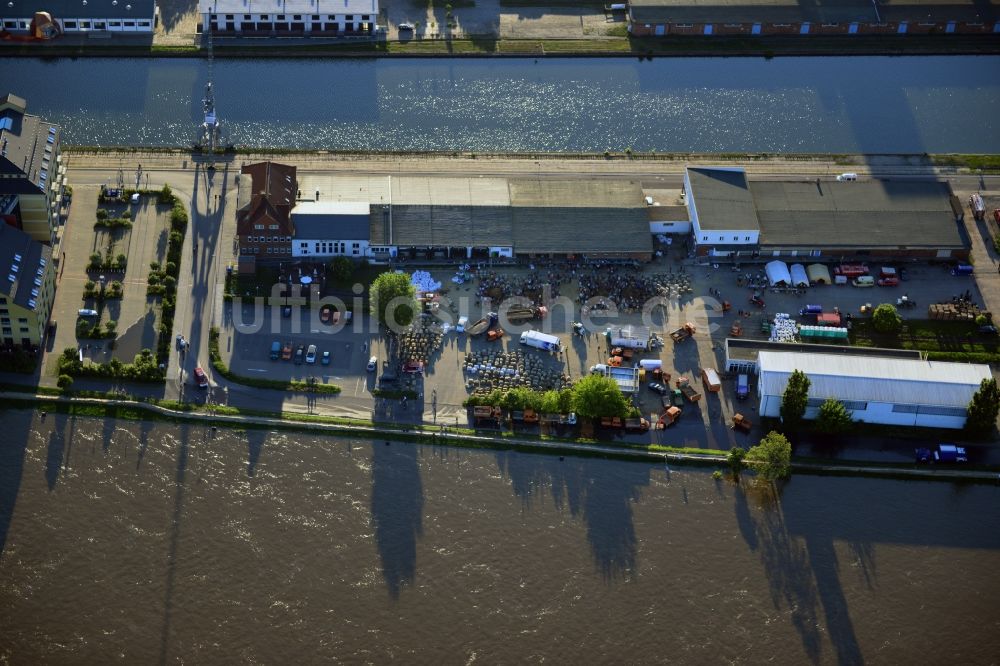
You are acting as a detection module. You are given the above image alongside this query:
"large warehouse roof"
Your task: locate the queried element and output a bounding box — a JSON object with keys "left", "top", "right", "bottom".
{"left": 753, "top": 180, "right": 966, "bottom": 250}
{"left": 687, "top": 167, "right": 759, "bottom": 231}
{"left": 758, "top": 351, "right": 992, "bottom": 409}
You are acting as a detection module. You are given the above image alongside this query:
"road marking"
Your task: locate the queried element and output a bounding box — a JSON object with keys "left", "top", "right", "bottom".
{"left": 246, "top": 368, "right": 268, "bottom": 373}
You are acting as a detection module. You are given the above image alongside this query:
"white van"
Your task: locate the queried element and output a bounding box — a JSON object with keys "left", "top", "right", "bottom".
{"left": 367, "top": 356, "right": 377, "bottom": 372}
{"left": 837, "top": 172, "right": 858, "bottom": 182}
{"left": 852, "top": 275, "right": 875, "bottom": 287}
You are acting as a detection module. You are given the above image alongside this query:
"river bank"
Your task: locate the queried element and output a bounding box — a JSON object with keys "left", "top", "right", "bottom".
{"left": 5, "top": 393, "right": 999, "bottom": 482}
{"left": 2, "top": 34, "right": 1000, "bottom": 59}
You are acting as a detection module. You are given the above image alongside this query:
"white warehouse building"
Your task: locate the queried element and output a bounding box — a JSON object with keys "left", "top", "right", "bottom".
{"left": 758, "top": 351, "right": 993, "bottom": 429}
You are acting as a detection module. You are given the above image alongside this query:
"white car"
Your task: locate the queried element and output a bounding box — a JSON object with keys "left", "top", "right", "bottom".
{"left": 305, "top": 344, "right": 317, "bottom": 364}
{"left": 836, "top": 172, "right": 858, "bottom": 182}
{"left": 398, "top": 21, "right": 415, "bottom": 30}
{"left": 78, "top": 308, "right": 98, "bottom": 317}
{"left": 367, "top": 355, "right": 377, "bottom": 372}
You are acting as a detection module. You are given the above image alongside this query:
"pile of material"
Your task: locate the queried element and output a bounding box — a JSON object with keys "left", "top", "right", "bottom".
{"left": 928, "top": 301, "right": 986, "bottom": 321}
{"left": 410, "top": 270, "right": 441, "bottom": 293}
{"left": 398, "top": 318, "right": 444, "bottom": 364}
{"left": 464, "top": 350, "right": 569, "bottom": 396}
{"left": 769, "top": 313, "right": 798, "bottom": 342}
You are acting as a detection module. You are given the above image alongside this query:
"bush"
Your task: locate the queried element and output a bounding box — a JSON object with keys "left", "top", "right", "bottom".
{"left": 57, "top": 374, "right": 74, "bottom": 391}
{"left": 58, "top": 347, "right": 164, "bottom": 382}
{"left": 96, "top": 209, "right": 109, "bottom": 221}
{"left": 158, "top": 184, "right": 174, "bottom": 205}
{"left": 816, "top": 398, "right": 852, "bottom": 434}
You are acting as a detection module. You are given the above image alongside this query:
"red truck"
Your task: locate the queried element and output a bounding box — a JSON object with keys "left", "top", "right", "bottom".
{"left": 834, "top": 264, "right": 870, "bottom": 279}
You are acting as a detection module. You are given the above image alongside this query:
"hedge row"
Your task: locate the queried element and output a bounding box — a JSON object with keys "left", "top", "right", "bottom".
{"left": 57, "top": 347, "right": 165, "bottom": 382}
{"left": 926, "top": 351, "right": 1000, "bottom": 364}
{"left": 208, "top": 327, "right": 341, "bottom": 394}
{"left": 153, "top": 195, "right": 188, "bottom": 365}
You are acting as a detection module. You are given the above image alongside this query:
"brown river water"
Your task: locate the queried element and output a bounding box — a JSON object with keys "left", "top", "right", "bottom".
{"left": 1, "top": 408, "right": 999, "bottom": 664}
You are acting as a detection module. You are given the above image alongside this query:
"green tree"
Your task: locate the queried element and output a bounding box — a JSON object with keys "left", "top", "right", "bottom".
{"left": 329, "top": 256, "right": 355, "bottom": 283}
{"left": 158, "top": 183, "right": 173, "bottom": 204}
{"left": 570, "top": 374, "right": 629, "bottom": 420}
{"left": 369, "top": 272, "right": 417, "bottom": 331}
{"left": 780, "top": 369, "right": 810, "bottom": 428}
{"left": 975, "top": 314, "right": 988, "bottom": 327}
{"left": 727, "top": 446, "right": 745, "bottom": 481}
{"left": 540, "top": 389, "right": 560, "bottom": 415}
{"left": 816, "top": 398, "right": 852, "bottom": 434}
{"left": 745, "top": 431, "right": 792, "bottom": 482}
{"left": 57, "top": 374, "right": 74, "bottom": 391}
{"left": 557, "top": 388, "right": 575, "bottom": 414}
{"left": 872, "top": 303, "right": 903, "bottom": 334}
{"left": 965, "top": 377, "right": 1000, "bottom": 437}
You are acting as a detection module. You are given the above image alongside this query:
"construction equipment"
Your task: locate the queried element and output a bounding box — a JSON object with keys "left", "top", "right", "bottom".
{"left": 732, "top": 413, "right": 752, "bottom": 433}
{"left": 466, "top": 312, "right": 498, "bottom": 336}
{"left": 676, "top": 377, "right": 702, "bottom": 403}
{"left": 655, "top": 407, "right": 682, "bottom": 429}
{"left": 669, "top": 322, "right": 697, "bottom": 343}
{"left": 730, "top": 320, "right": 743, "bottom": 337}
{"left": 504, "top": 304, "right": 548, "bottom": 323}
{"left": 486, "top": 328, "right": 504, "bottom": 342}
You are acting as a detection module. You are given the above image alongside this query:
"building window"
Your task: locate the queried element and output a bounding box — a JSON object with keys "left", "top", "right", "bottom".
{"left": 226, "top": 14, "right": 234, "bottom": 19}
{"left": 277, "top": 14, "right": 285, "bottom": 20}
{"left": 244, "top": 14, "right": 251, "bottom": 19}
{"left": 269, "top": 224, "right": 279, "bottom": 229}
{"left": 64, "top": 20, "right": 77, "bottom": 28}
{"left": 312, "top": 14, "right": 320, "bottom": 20}
{"left": 293, "top": 14, "right": 302, "bottom": 20}
{"left": 745, "top": 236, "right": 751, "bottom": 241}
{"left": 352, "top": 242, "right": 360, "bottom": 249}
{"left": 300, "top": 242, "right": 307, "bottom": 248}
{"left": 346, "top": 14, "right": 353, "bottom": 20}
{"left": 1, "top": 328, "right": 10, "bottom": 336}
{"left": 702, "top": 235, "right": 708, "bottom": 241}
{"left": 124, "top": 21, "right": 135, "bottom": 26}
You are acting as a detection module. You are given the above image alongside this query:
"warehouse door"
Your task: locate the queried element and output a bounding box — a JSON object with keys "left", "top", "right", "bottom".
{"left": 751, "top": 23, "right": 761, "bottom": 34}
{"left": 655, "top": 24, "right": 665, "bottom": 35}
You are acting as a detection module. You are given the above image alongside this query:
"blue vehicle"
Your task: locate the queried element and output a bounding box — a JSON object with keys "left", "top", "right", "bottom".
{"left": 915, "top": 444, "right": 968, "bottom": 463}
{"left": 951, "top": 264, "right": 974, "bottom": 276}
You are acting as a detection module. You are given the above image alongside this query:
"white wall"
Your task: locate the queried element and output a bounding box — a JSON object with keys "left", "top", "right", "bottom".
{"left": 758, "top": 393, "right": 967, "bottom": 429}
{"left": 650, "top": 221, "right": 692, "bottom": 234}
{"left": 293, "top": 238, "right": 369, "bottom": 258}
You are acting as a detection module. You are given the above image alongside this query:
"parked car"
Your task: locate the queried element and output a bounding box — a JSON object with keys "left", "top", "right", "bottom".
{"left": 78, "top": 308, "right": 99, "bottom": 317}
{"left": 403, "top": 360, "right": 425, "bottom": 374}
{"left": 978, "top": 325, "right": 998, "bottom": 335}
{"left": 281, "top": 342, "right": 293, "bottom": 361}
{"left": 176, "top": 334, "right": 188, "bottom": 350}
{"left": 193, "top": 366, "right": 209, "bottom": 388}
{"left": 320, "top": 306, "right": 332, "bottom": 323}
{"left": 836, "top": 172, "right": 858, "bottom": 182}
{"left": 367, "top": 355, "right": 377, "bottom": 372}
{"left": 877, "top": 277, "right": 899, "bottom": 287}
{"left": 305, "top": 344, "right": 317, "bottom": 364}
{"left": 915, "top": 444, "right": 968, "bottom": 463}
{"left": 294, "top": 344, "right": 305, "bottom": 364}
{"left": 270, "top": 340, "right": 281, "bottom": 360}
{"left": 321, "top": 350, "right": 331, "bottom": 365}
{"left": 852, "top": 276, "right": 875, "bottom": 287}
{"left": 282, "top": 305, "right": 292, "bottom": 318}
{"left": 398, "top": 21, "right": 415, "bottom": 30}
{"left": 647, "top": 381, "right": 668, "bottom": 395}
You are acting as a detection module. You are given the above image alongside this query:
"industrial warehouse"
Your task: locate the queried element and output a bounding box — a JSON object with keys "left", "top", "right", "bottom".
{"left": 757, "top": 351, "right": 993, "bottom": 429}
{"left": 237, "top": 161, "right": 969, "bottom": 269}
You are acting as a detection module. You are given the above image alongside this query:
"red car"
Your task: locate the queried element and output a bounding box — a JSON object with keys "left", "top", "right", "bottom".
{"left": 402, "top": 361, "right": 425, "bottom": 374}
{"left": 193, "top": 366, "right": 209, "bottom": 388}
{"left": 877, "top": 277, "right": 899, "bottom": 287}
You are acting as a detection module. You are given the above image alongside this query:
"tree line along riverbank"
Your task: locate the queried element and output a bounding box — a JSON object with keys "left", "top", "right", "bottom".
{"left": 1, "top": 34, "right": 999, "bottom": 59}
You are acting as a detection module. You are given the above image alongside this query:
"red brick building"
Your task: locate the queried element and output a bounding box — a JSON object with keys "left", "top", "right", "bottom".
{"left": 627, "top": 0, "right": 1000, "bottom": 37}
{"left": 236, "top": 161, "right": 297, "bottom": 272}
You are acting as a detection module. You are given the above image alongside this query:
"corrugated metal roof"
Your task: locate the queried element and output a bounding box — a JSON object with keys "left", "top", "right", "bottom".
{"left": 758, "top": 351, "right": 992, "bottom": 409}
{"left": 687, "top": 167, "right": 759, "bottom": 231}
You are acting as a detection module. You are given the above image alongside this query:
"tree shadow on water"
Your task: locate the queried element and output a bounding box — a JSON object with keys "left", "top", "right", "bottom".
{"left": 496, "top": 451, "right": 648, "bottom": 581}
{"left": 45, "top": 414, "right": 75, "bottom": 491}
{"left": 246, "top": 430, "right": 266, "bottom": 477}
{"left": 371, "top": 442, "right": 424, "bottom": 599}
{"left": 736, "top": 482, "right": 822, "bottom": 664}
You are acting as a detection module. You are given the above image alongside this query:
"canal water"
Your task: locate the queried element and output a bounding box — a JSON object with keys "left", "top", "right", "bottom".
{"left": 3, "top": 56, "right": 999, "bottom": 153}
{"left": 2, "top": 409, "right": 999, "bottom": 663}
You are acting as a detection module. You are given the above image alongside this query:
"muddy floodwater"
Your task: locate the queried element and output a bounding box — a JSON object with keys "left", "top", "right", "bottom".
{"left": 1, "top": 408, "right": 999, "bottom": 663}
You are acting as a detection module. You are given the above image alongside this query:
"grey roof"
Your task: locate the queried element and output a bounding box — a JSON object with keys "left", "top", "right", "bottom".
{"left": 384, "top": 205, "right": 514, "bottom": 247}
{"left": 508, "top": 179, "right": 643, "bottom": 209}
{"left": 753, "top": 180, "right": 966, "bottom": 250}
{"left": 0, "top": 0, "right": 157, "bottom": 20}
{"left": 0, "top": 223, "right": 51, "bottom": 312}
{"left": 373, "top": 204, "right": 652, "bottom": 255}
{"left": 0, "top": 96, "right": 59, "bottom": 196}
{"left": 291, "top": 202, "right": 370, "bottom": 240}
{"left": 726, "top": 337, "right": 921, "bottom": 364}
{"left": 687, "top": 167, "right": 759, "bottom": 231}
{"left": 627, "top": 0, "right": 997, "bottom": 24}
{"left": 512, "top": 207, "right": 652, "bottom": 255}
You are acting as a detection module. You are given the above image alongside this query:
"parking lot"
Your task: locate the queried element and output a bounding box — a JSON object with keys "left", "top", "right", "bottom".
{"left": 216, "top": 247, "right": 996, "bottom": 450}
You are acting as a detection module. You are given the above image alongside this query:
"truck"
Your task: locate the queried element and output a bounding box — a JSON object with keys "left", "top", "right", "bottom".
{"left": 608, "top": 325, "right": 652, "bottom": 350}
{"left": 833, "top": 264, "right": 870, "bottom": 279}
{"left": 609, "top": 346, "right": 634, "bottom": 361}
{"left": 473, "top": 405, "right": 502, "bottom": 423}
{"left": 676, "top": 377, "right": 702, "bottom": 402}
{"left": 732, "top": 413, "right": 752, "bottom": 433}
{"left": 624, "top": 417, "right": 650, "bottom": 432}
{"left": 503, "top": 304, "right": 548, "bottom": 324}
{"left": 466, "top": 312, "right": 498, "bottom": 336}
{"left": 520, "top": 329, "right": 561, "bottom": 352}
{"left": 816, "top": 312, "right": 842, "bottom": 326}
{"left": 915, "top": 444, "right": 968, "bottom": 463}
{"left": 969, "top": 193, "right": 986, "bottom": 221}
{"left": 669, "top": 322, "right": 696, "bottom": 343}
{"left": 656, "top": 407, "right": 681, "bottom": 429}
{"left": 701, "top": 368, "right": 722, "bottom": 393}
{"left": 736, "top": 374, "right": 749, "bottom": 400}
